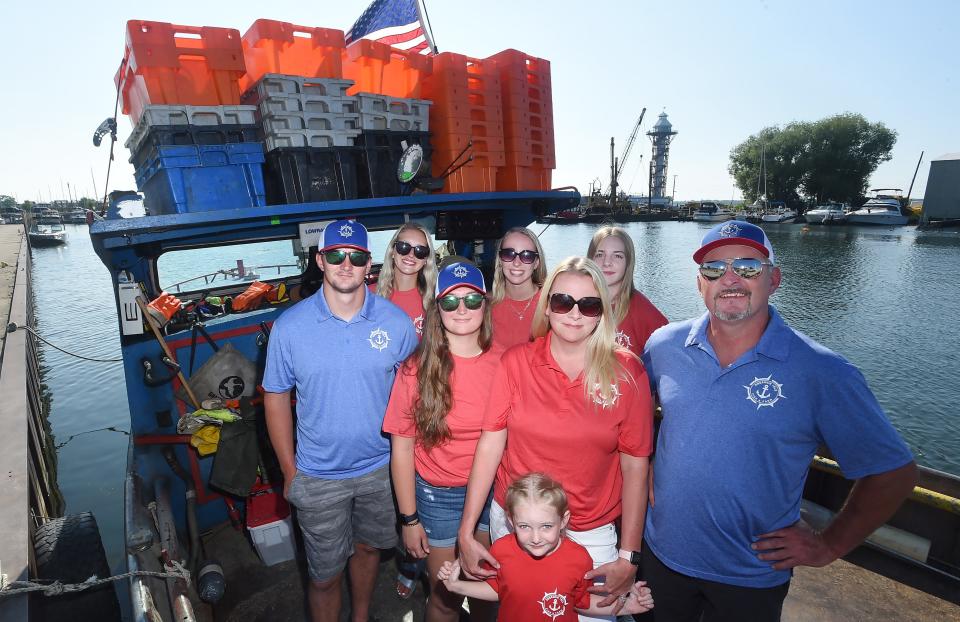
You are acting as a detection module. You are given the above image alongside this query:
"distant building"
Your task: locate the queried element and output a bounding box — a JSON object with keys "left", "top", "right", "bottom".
{"left": 921, "top": 153, "right": 960, "bottom": 222}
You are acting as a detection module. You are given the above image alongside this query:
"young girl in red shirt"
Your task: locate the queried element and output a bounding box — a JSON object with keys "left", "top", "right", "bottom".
{"left": 439, "top": 473, "right": 653, "bottom": 621}
{"left": 587, "top": 226, "right": 668, "bottom": 355}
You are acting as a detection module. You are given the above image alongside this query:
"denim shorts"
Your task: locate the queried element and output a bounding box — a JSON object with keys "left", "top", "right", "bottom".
{"left": 415, "top": 473, "right": 493, "bottom": 547}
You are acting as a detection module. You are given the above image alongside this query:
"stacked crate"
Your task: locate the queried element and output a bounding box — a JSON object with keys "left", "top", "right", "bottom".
{"left": 117, "top": 20, "right": 267, "bottom": 215}
{"left": 487, "top": 49, "right": 555, "bottom": 191}
{"left": 421, "top": 53, "right": 504, "bottom": 193}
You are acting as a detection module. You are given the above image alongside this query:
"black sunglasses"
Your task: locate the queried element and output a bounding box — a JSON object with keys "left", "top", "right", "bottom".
{"left": 549, "top": 293, "right": 603, "bottom": 317}
{"left": 499, "top": 247, "right": 539, "bottom": 264}
{"left": 323, "top": 249, "right": 371, "bottom": 267}
{"left": 437, "top": 292, "right": 485, "bottom": 312}
{"left": 698, "top": 258, "right": 773, "bottom": 281}
{"left": 394, "top": 240, "right": 431, "bottom": 260}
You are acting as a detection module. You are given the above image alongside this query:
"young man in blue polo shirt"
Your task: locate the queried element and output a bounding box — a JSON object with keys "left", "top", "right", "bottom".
{"left": 263, "top": 219, "right": 417, "bottom": 622}
{"left": 640, "top": 221, "right": 917, "bottom": 621}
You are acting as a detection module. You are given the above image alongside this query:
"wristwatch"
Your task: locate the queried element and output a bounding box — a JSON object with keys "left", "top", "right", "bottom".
{"left": 618, "top": 548, "right": 641, "bottom": 565}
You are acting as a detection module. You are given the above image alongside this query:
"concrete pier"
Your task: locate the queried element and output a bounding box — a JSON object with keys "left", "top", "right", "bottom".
{"left": 0, "top": 225, "right": 61, "bottom": 621}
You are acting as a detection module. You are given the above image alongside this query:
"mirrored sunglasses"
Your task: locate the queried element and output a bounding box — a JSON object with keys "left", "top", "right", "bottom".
{"left": 438, "top": 292, "right": 485, "bottom": 312}
{"left": 323, "top": 249, "right": 370, "bottom": 267}
{"left": 698, "top": 258, "right": 773, "bottom": 281}
{"left": 548, "top": 293, "right": 603, "bottom": 317}
{"left": 394, "top": 240, "right": 431, "bottom": 260}
{"left": 499, "top": 247, "right": 539, "bottom": 264}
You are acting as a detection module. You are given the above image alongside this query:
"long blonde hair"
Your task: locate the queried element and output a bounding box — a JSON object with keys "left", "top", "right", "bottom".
{"left": 490, "top": 227, "right": 547, "bottom": 305}
{"left": 376, "top": 223, "right": 437, "bottom": 311}
{"left": 530, "top": 257, "right": 627, "bottom": 405}
{"left": 406, "top": 277, "right": 494, "bottom": 449}
{"left": 587, "top": 226, "right": 637, "bottom": 326}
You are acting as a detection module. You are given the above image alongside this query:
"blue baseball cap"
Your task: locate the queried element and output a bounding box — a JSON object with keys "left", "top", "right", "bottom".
{"left": 320, "top": 219, "right": 369, "bottom": 252}
{"left": 693, "top": 220, "right": 776, "bottom": 264}
{"left": 435, "top": 261, "right": 486, "bottom": 298}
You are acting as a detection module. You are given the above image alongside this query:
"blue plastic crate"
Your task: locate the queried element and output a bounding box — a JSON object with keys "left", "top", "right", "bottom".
{"left": 135, "top": 143, "right": 267, "bottom": 215}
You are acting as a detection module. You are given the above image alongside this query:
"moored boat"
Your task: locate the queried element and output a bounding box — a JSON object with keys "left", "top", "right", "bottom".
{"left": 804, "top": 202, "right": 849, "bottom": 225}
{"left": 760, "top": 204, "right": 798, "bottom": 223}
{"left": 28, "top": 223, "right": 67, "bottom": 246}
{"left": 692, "top": 201, "right": 736, "bottom": 222}
{"left": 846, "top": 189, "right": 909, "bottom": 226}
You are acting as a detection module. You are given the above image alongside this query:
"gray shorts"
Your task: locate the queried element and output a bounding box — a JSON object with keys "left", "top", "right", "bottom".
{"left": 287, "top": 465, "right": 397, "bottom": 581}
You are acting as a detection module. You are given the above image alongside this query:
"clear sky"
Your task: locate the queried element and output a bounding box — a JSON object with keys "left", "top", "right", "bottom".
{"left": 1, "top": 0, "right": 957, "bottom": 204}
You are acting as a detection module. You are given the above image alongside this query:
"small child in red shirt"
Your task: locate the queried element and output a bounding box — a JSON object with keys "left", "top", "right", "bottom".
{"left": 438, "top": 473, "right": 653, "bottom": 621}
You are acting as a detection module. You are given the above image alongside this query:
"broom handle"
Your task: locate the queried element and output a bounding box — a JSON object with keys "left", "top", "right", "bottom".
{"left": 136, "top": 297, "right": 202, "bottom": 410}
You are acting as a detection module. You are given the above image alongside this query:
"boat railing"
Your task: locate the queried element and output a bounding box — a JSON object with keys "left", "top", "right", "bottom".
{"left": 164, "top": 263, "right": 300, "bottom": 293}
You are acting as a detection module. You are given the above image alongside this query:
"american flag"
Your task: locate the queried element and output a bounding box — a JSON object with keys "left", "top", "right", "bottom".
{"left": 345, "top": 0, "right": 435, "bottom": 55}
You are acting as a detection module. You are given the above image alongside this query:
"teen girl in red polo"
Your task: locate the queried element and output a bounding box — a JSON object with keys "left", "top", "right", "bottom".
{"left": 457, "top": 256, "right": 654, "bottom": 622}
{"left": 588, "top": 226, "right": 668, "bottom": 356}
{"left": 383, "top": 260, "right": 501, "bottom": 622}
{"left": 490, "top": 227, "right": 547, "bottom": 349}
{"left": 375, "top": 223, "right": 438, "bottom": 339}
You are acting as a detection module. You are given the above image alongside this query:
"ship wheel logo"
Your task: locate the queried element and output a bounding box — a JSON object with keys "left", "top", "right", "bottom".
{"left": 615, "top": 330, "right": 632, "bottom": 350}
{"left": 591, "top": 382, "right": 621, "bottom": 408}
{"left": 339, "top": 223, "right": 354, "bottom": 238}
{"left": 413, "top": 314, "right": 424, "bottom": 335}
{"left": 744, "top": 374, "right": 786, "bottom": 409}
{"left": 539, "top": 589, "right": 568, "bottom": 620}
{"left": 219, "top": 375, "right": 246, "bottom": 399}
{"left": 453, "top": 265, "right": 468, "bottom": 278}
{"left": 719, "top": 222, "right": 742, "bottom": 237}
{"left": 369, "top": 327, "right": 391, "bottom": 351}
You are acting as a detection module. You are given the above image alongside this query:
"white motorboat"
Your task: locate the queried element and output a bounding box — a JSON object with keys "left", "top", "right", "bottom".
{"left": 28, "top": 224, "right": 68, "bottom": 246}
{"left": 761, "top": 206, "right": 798, "bottom": 223}
{"left": 62, "top": 208, "right": 88, "bottom": 224}
{"left": 692, "top": 201, "right": 736, "bottom": 222}
{"left": 804, "top": 202, "right": 849, "bottom": 225}
{"left": 845, "top": 190, "right": 909, "bottom": 226}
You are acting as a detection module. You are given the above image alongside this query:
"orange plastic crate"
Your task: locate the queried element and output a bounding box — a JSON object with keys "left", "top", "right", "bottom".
{"left": 239, "top": 20, "right": 345, "bottom": 93}
{"left": 381, "top": 48, "right": 433, "bottom": 98}
{"left": 487, "top": 49, "right": 552, "bottom": 88}
{"left": 497, "top": 165, "right": 552, "bottom": 191}
{"left": 342, "top": 39, "right": 392, "bottom": 95}
{"left": 116, "top": 20, "right": 246, "bottom": 123}
{"left": 433, "top": 152, "right": 499, "bottom": 193}
{"left": 431, "top": 132, "right": 505, "bottom": 158}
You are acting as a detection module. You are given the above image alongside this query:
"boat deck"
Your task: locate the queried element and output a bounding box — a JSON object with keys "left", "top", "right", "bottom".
{"left": 194, "top": 524, "right": 958, "bottom": 621}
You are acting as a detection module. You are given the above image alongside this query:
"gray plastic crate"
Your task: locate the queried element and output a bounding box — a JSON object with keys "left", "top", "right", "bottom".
{"left": 263, "top": 112, "right": 361, "bottom": 133}
{"left": 356, "top": 93, "right": 430, "bottom": 132}
{"left": 253, "top": 93, "right": 359, "bottom": 117}
{"left": 125, "top": 105, "right": 258, "bottom": 152}
{"left": 243, "top": 74, "right": 354, "bottom": 100}
{"left": 264, "top": 129, "right": 360, "bottom": 150}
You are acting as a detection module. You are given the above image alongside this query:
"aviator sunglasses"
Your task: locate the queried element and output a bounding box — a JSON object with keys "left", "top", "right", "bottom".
{"left": 499, "top": 247, "right": 539, "bottom": 264}
{"left": 322, "top": 248, "right": 371, "bottom": 267}
{"left": 698, "top": 258, "right": 773, "bottom": 281}
{"left": 438, "top": 292, "right": 486, "bottom": 312}
{"left": 394, "top": 240, "right": 431, "bottom": 260}
{"left": 548, "top": 293, "right": 603, "bottom": 317}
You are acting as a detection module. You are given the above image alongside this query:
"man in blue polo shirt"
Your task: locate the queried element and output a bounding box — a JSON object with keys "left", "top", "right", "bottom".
{"left": 263, "top": 219, "right": 416, "bottom": 622}
{"left": 640, "top": 221, "right": 917, "bottom": 621}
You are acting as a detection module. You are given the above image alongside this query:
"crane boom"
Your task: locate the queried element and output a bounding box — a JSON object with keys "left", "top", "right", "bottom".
{"left": 616, "top": 108, "right": 646, "bottom": 181}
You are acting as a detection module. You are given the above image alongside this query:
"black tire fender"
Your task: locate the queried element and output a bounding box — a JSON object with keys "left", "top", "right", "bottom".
{"left": 32, "top": 511, "right": 122, "bottom": 621}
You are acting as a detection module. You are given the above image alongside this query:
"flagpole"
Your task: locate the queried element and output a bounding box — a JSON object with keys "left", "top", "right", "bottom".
{"left": 417, "top": 0, "right": 439, "bottom": 54}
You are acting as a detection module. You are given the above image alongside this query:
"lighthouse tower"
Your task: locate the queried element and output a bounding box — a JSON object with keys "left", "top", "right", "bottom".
{"left": 647, "top": 112, "right": 678, "bottom": 200}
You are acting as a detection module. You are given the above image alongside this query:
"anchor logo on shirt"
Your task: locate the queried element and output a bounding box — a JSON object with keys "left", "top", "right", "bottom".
{"left": 615, "top": 330, "right": 632, "bottom": 350}
{"left": 591, "top": 383, "right": 621, "bottom": 408}
{"left": 368, "top": 327, "right": 390, "bottom": 351}
{"left": 539, "top": 589, "right": 568, "bottom": 620}
{"left": 413, "top": 314, "right": 424, "bottom": 335}
{"left": 744, "top": 374, "right": 786, "bottom": 409}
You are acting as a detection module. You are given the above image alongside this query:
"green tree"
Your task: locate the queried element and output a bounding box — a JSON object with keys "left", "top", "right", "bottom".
{"left": 0, "top": 195, "right": 15, "bottom": 210}
{"left": 729, "top": 113, "right": 896, "bottom": 207}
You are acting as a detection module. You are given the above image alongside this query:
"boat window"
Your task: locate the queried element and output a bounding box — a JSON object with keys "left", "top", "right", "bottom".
{"left": 157, "top": 240, "right": 303, "bottom": 294}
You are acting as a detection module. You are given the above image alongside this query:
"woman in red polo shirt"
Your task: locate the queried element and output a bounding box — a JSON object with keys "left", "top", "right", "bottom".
{"left": 588, "top": 226, "right": 668, "bottom": 356}
{"left": 383, "top": 260, "right": 501, "bottom": 622}
{"left": 376, "top": 223, "right": 438, "bottom": 339}
{"left": 490, "top": 227, "right": 547, "bottom": 349}
{"left": 457, "top": 256, "right": 653, "bottom": 622}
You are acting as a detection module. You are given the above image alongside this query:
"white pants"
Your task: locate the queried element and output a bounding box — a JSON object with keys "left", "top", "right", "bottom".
{"left": 489, "top": 499, "right": 617, "bottom": 622}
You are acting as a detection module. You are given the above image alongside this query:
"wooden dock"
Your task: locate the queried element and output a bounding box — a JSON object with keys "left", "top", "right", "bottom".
{"left": 0, "top": 224, "right": 62, "bottom": 621}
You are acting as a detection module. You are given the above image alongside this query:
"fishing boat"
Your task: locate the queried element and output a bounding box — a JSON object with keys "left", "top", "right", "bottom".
{"left": 692, "top": 201, "right": 736, "bottom": 222}
{"left": 845, "top": 189, "right": 909, "bottom": 226}
{"left": 62, "top": 208, "right": 89, "bottom": 224}
{"left": 35, "top": 207, "right": 63, "bottom": 225}
{"left": 27, "top": 223, "right": 67, "bottom": 246}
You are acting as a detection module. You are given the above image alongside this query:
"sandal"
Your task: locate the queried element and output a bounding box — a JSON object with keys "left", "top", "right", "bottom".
{"left": 395, "top": 571, "right": 417, "bottom": 599}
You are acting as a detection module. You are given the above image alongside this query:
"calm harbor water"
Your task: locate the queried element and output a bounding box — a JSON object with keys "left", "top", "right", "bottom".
{"left": 30, "top": 220, "right": 960, "bottom": 574}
